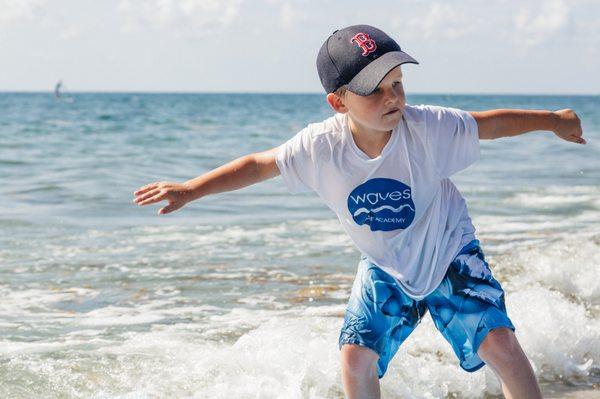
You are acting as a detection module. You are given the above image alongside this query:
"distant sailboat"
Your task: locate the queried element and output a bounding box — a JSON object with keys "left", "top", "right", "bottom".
{"left": 54, "top": 80, "right": 63, "bottom": 98}
{"left": 53, "top": 80, "right": 74, "bottom": 102}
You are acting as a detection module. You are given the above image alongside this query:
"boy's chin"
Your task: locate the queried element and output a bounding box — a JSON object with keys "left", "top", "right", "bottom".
{"left": 380, "top": 115, "right": 402, "bottom": 129}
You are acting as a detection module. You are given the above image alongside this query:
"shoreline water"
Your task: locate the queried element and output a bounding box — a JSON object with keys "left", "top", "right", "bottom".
{"left": 1, "top": 93, "right": 598, "bottom": 398}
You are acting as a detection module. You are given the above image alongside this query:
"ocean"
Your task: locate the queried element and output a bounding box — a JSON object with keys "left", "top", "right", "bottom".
{"left": 1, "top": 92, "right": 599, "bottom": 398}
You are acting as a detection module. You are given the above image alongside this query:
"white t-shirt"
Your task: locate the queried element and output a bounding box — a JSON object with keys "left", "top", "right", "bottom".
{"left": 275, "top": 104, "right": 480, "bottom": 299}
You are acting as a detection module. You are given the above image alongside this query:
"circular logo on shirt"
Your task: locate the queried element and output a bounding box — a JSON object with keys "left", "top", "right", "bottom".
{"left": 347, "top": 178, "right": 415, "bottom": 231}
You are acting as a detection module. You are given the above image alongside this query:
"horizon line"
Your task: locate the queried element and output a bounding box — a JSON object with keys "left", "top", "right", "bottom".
{"left": 1, "top": 89, "right": 599, "bottom": 97}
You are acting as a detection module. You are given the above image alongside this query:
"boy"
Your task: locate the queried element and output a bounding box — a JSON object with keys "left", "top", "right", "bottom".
{"left": 133, "top": 25, "right": 585, "bottom": 398}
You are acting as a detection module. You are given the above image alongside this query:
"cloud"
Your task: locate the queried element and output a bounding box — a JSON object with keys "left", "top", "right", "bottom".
{"left": 0, "top": 0, "right": 81, "bottom": 40}
{"left": 0, "top": 0, "right": 47, "bottom": 25}
{"left": 514, "top": 0, "right": 570, "bottom": 47}
{"left": 58, "top": 25, "right": 82, "bottom": 40}
{"left": 280, "top": 3, "right": 295, "bottom": 29}
{"left": 117, "top": 0, "right": 243, "bottom": 36}
{"left": 402, "top": 2, "right": 477, "bottom": 41}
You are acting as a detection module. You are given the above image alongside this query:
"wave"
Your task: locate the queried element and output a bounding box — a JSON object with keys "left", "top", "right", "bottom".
{"left": 353, "top": 204, "right": 415, "bottom": 217}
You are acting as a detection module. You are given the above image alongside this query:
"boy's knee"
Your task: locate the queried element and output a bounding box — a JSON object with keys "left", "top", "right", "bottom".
{"left": 340, "top": 344, "right": 379, "bottom": 376}
{"left": 478, "top": 327, "right": 521, "bottom": 366}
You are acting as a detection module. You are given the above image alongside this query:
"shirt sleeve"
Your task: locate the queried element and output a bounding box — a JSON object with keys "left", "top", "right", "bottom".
{"left": 423, "top": 105, "right": 480, "bottom": 179}
{"left": 275, "top": 126, "right": 318, "bottom": 194}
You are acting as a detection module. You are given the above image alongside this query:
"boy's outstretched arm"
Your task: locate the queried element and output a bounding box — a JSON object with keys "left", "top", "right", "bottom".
{"left": 133, "top": 146, "right": 281, "bottom": 215}
{"left": 470, "top": 108, "right": 586, "bottom": 144}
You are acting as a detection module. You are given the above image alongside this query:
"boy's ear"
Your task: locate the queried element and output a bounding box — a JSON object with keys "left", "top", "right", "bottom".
{"left": 326, "top": 92, "right": 349, "bottom": 114}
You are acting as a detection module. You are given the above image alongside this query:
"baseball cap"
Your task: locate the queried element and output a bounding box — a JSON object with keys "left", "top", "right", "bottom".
{"left": 316, "top": 24, "right": 418, "bottom": 96}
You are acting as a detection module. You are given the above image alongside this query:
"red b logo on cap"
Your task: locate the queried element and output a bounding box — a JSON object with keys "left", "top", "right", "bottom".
{"left": 351, "top": 33, "right": 377, "bottom": 56}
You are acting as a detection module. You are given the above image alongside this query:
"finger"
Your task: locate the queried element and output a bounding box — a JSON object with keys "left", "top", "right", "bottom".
{"left": 569, "top": 134, "right": 586, "bottom": 145}
{"left": 134, "top": 182, "right": 159, "bottom": 195}
{"left": 159, "top": 202, "right": 182, "bottom": 215}
{"left": 137, "top": 191, "right": 165, "bottom": 206}
{"left": 134, "top": 183, "right": 155, "bottom": 194}
{"left": 133, "top": 188, "right": 161, "bottom": 204}
{"left": 577, "top": 127, "right": 584, "bottom": 140}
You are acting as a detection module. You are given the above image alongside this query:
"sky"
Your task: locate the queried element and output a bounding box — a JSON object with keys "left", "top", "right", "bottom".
{"left": 1, "top": 0, "right": 599, "bottom": 94}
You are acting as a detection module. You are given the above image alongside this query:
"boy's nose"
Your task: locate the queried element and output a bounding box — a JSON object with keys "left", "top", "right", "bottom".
{"left": 384, "top": 90, "right": 399, "bottom": 105}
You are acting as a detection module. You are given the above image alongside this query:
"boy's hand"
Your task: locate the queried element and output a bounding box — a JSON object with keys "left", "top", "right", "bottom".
{"left": 133, "top": 181, "right": 192, "bottom": 215}
{"left": 552, "top": 109, "right": 586, "bottom": 145}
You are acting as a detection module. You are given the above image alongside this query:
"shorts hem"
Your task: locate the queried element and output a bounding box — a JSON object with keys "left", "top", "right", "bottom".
{"left": 461, "top": 323, "right": 516, "bottom": 373}
{"left": 461, "top": 361, "right": 486, "bottom": 373}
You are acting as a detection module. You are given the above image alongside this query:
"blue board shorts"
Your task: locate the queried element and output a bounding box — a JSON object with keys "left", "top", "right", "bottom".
{"left": 339, "top": 240, "right": 514, "bottom": 377}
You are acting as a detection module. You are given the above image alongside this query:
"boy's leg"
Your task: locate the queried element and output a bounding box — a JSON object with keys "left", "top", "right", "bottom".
{"left": 477, "top": 327, "right": 542, "bottom": 399}
{"left": 338, "top": 258, "right": 424, "bottom": 398}
{"left": 340, "top": 344, "right": 380, "bottom": 399}
{"left": 426, "top": 240, "right": 539, "bottom": 397}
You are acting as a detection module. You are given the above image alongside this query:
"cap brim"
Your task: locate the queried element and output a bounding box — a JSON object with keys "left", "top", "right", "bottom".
{"left": 347, "top": 51, "right": 418, "bottom": 96}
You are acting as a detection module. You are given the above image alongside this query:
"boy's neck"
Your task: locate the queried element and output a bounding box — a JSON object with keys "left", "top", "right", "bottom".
{"left": 347, "top": 115, "right": 392, "bottom": 159}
